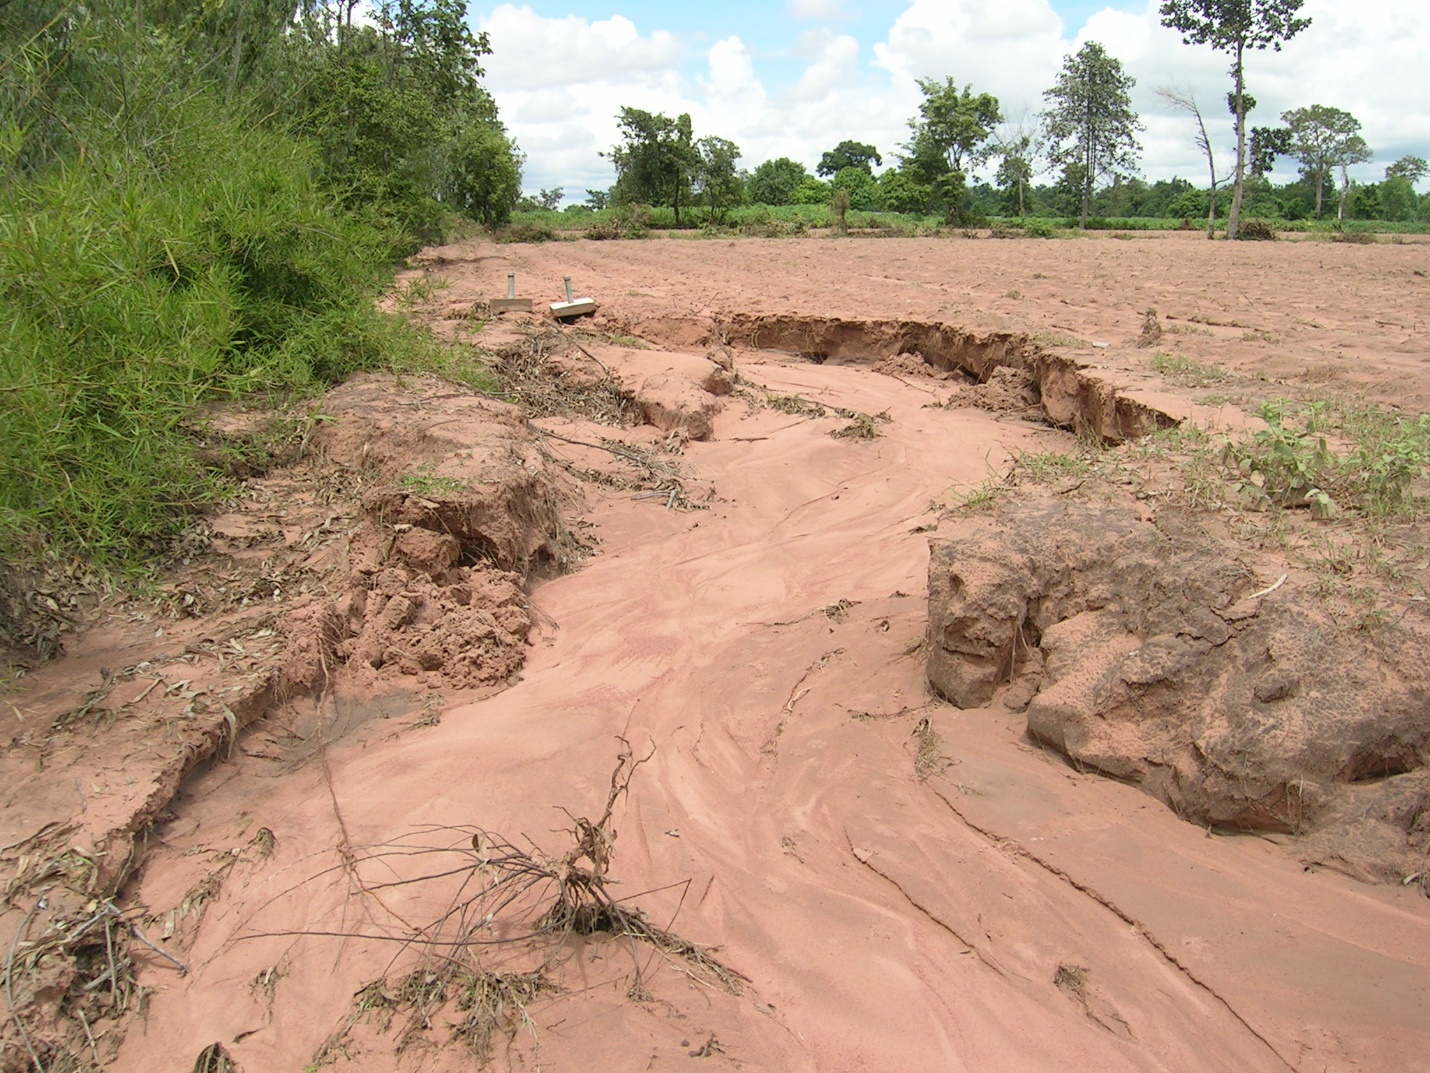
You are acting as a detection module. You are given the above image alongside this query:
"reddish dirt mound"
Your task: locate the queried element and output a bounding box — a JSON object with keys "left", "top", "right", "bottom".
{"left": 927, "top": 495, "right": 1430, "bottom": 882}
{"left": 0, "top": 374, "right": 581, "bottom": 1071}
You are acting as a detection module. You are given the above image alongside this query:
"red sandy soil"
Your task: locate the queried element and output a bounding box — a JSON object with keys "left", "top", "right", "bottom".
{"left": 4, "top": 231, "right": 1429, "bottom": 1073}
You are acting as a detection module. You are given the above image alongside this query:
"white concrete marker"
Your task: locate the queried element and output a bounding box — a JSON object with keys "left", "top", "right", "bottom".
{"left": 488, "top": 271, "right": 533, "bottom": 314}
{"left": 550, "top": 275, "right": 597, "bottom": 319}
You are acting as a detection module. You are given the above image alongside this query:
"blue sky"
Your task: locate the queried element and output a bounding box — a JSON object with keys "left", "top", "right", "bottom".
{"left": 463, "top": 0, "right": 1428, "bottom": 201}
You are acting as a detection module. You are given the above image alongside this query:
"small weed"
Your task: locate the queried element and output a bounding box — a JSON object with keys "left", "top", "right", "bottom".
{"left": 1149, "top": 352, "right": 1228, "bottom": 388}
{"left": 949, "top": 477, "right": 1010, "bottom": 513}
{"left": 397, "top": 466, "right": 467, "bottom": 496}
{"left": 1239, "top": 329, "right": 1279, "bottom": 344}
{"left": 1013, "top": 450, "right": 1089, "bottom": 484}
{"left": 392, "top": 275, "right": 449, "bottom": 309}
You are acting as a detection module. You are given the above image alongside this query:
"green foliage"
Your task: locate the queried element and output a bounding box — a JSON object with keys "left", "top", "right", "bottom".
{"left": 280, "top": 0, "right": 521, "bottom": 251}
{"left": 1280, "top": 105, "right": 1372, "bottom": 220}
{"left": 694, "top": 135, "right": 745, "bottom": 221}
{"left": 793, "top": 176, "right": 834, "bottom": 205}
{"left": 878, "top": 168, "right": 934, "bottom": 214}
{"left": 0, "top": 0, "right": 514, "bottom": 572}
{"left": 817, "top": 141, "right": 882, "bottom": 177}
{"left": 1149, "top": 353, "right": 1230, "bottom": 385}
{"left": 748, "top": 158, "right": 810, "bottom": 206}
{"left": 1228, "top": 401, "right": 1430, "bottom": 517}
{"left": 1385, "top": 155, "right": 1427, "bottom": 185}
{"left": 832, "top": 166, "right": 881, "bottom": 211}
{"left": 608, "top": 108, "right": 698, "bottom": 224}
{"left": 0, "top": 96, "right": 398, "bottom": 562}
{"left": 446, "top": 122, "right": 524, "bottom": 227}
{"left": 902, "top": 77, "right": 1002, "bottom": 221}
{"left": 1158, "top": 0, "right": 1312, "bottom": 239}
{"left": 1041, "top": 42, "right": 1142, "bottom": 229}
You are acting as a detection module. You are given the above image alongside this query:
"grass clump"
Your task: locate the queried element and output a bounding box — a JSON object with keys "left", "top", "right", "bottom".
{"left": 1013, "top": 450, "right": 1090, "bottom": 484}
{"left": 0, "top": 97, "right": 411, "bottom": 570}
{"left": 1149, "top": 352, "right": 1229, "bottom": 388}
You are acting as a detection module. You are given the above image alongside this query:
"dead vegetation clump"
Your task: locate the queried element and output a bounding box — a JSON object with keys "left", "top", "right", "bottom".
{"left": 485, "top": 329, "right": 633, "bottom": 425}
{"left": 303, "top": 743, "right": 743, "bottom": 1068}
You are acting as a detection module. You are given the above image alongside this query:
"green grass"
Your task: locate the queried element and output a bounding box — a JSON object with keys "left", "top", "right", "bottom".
{"left": 1013, "top": 450, "right": 1090, "bottom": 483}
{"left": 1148, "top": 352, "right": 1229, "bottom": 388}
{"left": 0, "top": 90, "right": 483, "bottom": 572}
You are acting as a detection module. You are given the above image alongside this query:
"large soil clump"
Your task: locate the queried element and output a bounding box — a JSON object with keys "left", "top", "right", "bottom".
{"left": 927, "top": 497, "right": 1430, "bottom": 882}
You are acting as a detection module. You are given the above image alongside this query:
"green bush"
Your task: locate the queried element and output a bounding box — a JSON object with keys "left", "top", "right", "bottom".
{"left": 0, "top": 95, "right": 398, "bottom": 563}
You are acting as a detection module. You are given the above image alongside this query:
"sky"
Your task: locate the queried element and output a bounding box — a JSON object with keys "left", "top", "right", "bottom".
{"left": 462, "top": 0, "right": 1429, "bottom": 204}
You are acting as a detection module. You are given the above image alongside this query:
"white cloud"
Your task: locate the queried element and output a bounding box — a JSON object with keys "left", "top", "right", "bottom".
{"left": 788, "top": 0, "right": 845, "bottom": 20}
{"left": 476, "top": 0, "right": 1430, "bottom": 200}
{"left": 480, "top": 5, "right": 680, "bottom": 91}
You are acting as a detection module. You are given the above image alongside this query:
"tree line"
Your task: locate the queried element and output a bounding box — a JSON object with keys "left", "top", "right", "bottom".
{"left": 582, "top": 0, "right": 1425, "bottom": 233}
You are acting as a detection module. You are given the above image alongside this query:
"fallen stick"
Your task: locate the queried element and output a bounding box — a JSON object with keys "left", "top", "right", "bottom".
{"left": 1247, "top": 573, "right": 1288, "bottom": 600}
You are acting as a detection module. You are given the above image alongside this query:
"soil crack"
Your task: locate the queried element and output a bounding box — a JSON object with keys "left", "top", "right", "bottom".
{"left": 926, "top": 785, "right": 1298, "bottom": 1072}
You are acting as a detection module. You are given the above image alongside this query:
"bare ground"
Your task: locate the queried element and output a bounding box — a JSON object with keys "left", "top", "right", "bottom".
{"left": 3, "top": 231, "right": 1429, "bottom": 1073}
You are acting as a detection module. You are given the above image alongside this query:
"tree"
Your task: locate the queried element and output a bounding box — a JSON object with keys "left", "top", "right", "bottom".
{"left": 748, "top": 157, "right": 810, "bottom": 206}
{"left": 1386, "top": 155, "right": 1428, "bottom": 185}
{"left": 878, "top": 168, "right": 933, "bottom": 214}
{"left": 817, "top": 140, "right": 881, "bottom": 178}
{"left": 1380, "top": 158, "right": 1426, "bottom": 221}
{"left": 607, "top": 108, "right": 697, "bottom": 224}
{"left": 992, "top": 116, "right": 1038, "bottom": 218}
{"left": 694, "top": 135, "right": 744, "bottom": 222}
{"left": 1282, "top": 105, "right": 1372, "bottom": 219}
{"left": 792, "top": 176, "right": 832, "bottom": 205}
{"left": 444, "top": 122, "right": 522, "bottom": 226}
{"left": 1158, "top": 85, "right": 1226, "bottom": 238}
{"left": 1159, "top": 0, "right": 1310, "bottom": 239}
{"left": 1041, "top": 42, "right": 1142, "bottom": 229}
{"left": 832, "top": 165, "right": 880, "bottom": 210}
{"left": 902, "top": 77, "right": 1002, "bottom": 222}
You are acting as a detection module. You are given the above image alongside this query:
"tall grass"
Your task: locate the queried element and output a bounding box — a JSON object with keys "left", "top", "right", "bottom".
{"left": 0, "top": 89, "right": 415, "bottom": 564}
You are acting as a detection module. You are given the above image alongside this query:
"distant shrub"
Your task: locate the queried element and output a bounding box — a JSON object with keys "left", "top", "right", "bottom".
{"left": 496, "top": 222, "right": 557, "bottom": 243}
{"left": 1236, "top": 219, "right": 1277, "bottom": 241}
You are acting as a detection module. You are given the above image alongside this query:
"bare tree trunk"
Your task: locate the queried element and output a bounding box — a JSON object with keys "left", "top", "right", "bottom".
{"left": 1314, "top": 169, "right": 1325, "bottom": 217}
{"left": 1226, "top": 42, "right": 1247, "bottom": 240}
{"left": 1337, "top": 165, "right": 1349, "bottom": 221}
{"left": 1207, "top": 181, "right": 1218, "bottom": 239}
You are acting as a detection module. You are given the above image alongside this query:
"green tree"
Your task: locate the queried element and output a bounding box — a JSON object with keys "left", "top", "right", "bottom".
{"left": 1159, "top": 0, "right": 1311, "bottom": 238}
{"left": 279, "top": 0, "right": 517, "bottom": 249}
{"left": 608, "top": 108, "right": 697, "bottom": 224}
{"left": 748, "top": 157, "right": 810, "bottom": 205}
{"left": 993, "top": 129, "right": 1036, "bottom": 217}
{"left": 445, "top": 122, "right": 523, "bottom": 226}
{"left": 1379, "top": 160, "right": 1423, "bottom": 221}
{"left": 1041, "top": 42, "right": 1142, "bottom": 229}
{"left": 792, "top": 176, "right": 833, "bottom": 205}
{"left": 1385, "top": 155, "right": 1428, "bottom": 185}
{"left": 1282, "top": 105, "right": 1372, "bottom": 219}
{"left": 832, "top": 165, "right": 880, "bottom": 210}
{"left": 817, "top": 140, "right": 882, "bottom": 177}
{"left": 694, "top": 135, "right": 745, "bottom": 221}
{"left": 877, "top": 168, "right": 933, "bottom": 214}
{"left": 902, "top": 77, "right": 1002, "bottom": 222}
